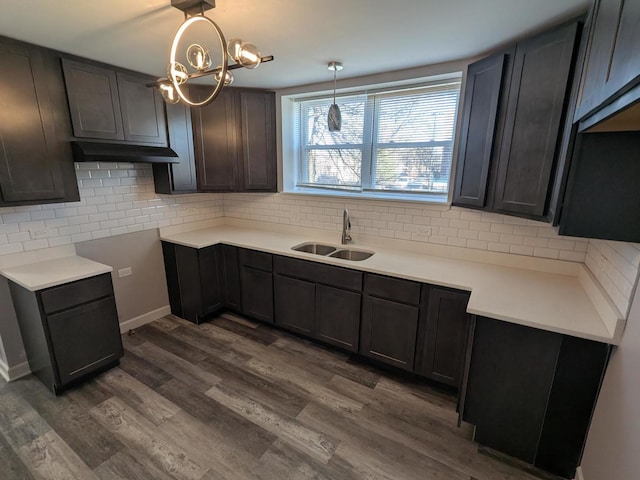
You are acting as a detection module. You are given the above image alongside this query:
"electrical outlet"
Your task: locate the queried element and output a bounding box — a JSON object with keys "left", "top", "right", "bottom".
{"left": 29, "top": 228, "right": 53, "bottom": 239}
{"left": 118, "top": 267, "right": 132, "bottom": 278}
{"left": 416, "top": 226, "right": 432, "bottom": 236}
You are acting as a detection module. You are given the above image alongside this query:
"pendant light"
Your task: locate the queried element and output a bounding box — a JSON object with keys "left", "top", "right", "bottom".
{"left": 148, "top": 0, "right": 274, "bottom": 107}
{"left": 328, "top": 61, "right": 343, "bottom": 132}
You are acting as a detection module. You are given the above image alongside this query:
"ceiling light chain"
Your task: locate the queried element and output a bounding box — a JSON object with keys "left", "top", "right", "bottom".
{"left": 148, "top": 0, "right": 274, "bottom": 107}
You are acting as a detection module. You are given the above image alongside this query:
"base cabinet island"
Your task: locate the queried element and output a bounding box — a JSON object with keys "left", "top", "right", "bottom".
{"left": 160, "top": 227, "right": 618, "bottom": 479}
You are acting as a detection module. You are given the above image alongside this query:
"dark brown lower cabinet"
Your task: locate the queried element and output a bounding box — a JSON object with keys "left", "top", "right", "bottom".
{"left": 239, "top": 248, "right": 274, "bottom": 323}
{"left": 9, "top": 273, "right": 123, "bottom": 395}
{"left": 219, "top": 244, "right": 241, "bottom": 312}
{"left": 161, "top": 242, "right": 223, "bottom": 324}
{"left": 272, "top": 256, "right": 362, "bottom": 352}
{"left": 415, "top": 287, "right": 471, "bottom": 387}
{"left": 274, "top": 274, "right": 315, "bottom": 335}
{"left": 463, "top": 317, "right": 610, "bottom": 479}
{"left": 360, "top": 274, "right": 422, "bottom": 370}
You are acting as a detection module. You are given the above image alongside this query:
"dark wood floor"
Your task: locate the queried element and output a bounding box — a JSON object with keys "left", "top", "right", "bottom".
{"left": 0, "top": 313, "right": 552, "bottom": 480}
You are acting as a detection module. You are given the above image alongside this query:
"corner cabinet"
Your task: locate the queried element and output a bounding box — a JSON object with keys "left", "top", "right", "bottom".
{"left": 0, "top": 37, "right": 79, "bottom": 206}
{"left": 192, "top": 87, "right": 277, "bottom": 192}
{"left": 9, "top": 273, "right": 123, "bottom": 395}
{"left": 61, "top": 57, "right": 168, "bottom": 146}
{"left": 453, "top": 20, "right": 581, "bottom": 220}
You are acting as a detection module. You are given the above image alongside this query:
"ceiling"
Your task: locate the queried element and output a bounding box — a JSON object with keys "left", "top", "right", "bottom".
{"left": 0, "top": 0, "right": 590, "bottom": 89}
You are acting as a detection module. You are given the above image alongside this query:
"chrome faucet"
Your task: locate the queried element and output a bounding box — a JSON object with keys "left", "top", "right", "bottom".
{"left": 341, "top": 208, "right": 352, "bottom": 245}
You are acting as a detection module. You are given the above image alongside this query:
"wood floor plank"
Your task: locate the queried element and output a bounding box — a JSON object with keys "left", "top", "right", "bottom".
{"left": 205, "top": 383, "right": 339, "bottom": 464}
{"left": 0, "top": 391, "right": 52, "bottom": 449}
{"left": 210, "top": 316, "right": 280, "bottom": 345}
{"left": 0, "top": 430, "right": 34, "bottom": 480}
{"left": 96, "top": 368, "right": 181, "bottom": 426}
{"left": 17, "top": 430, "right": 99, "bottom": 480}
{"left": 297, "top": 401, "right": 469, "bottom": 480}
{"left": 164, "top": 325, "right": 252, "bottom": 365}
{"left": 131, "top": 326, "right": 209, "bottom": 365}
{"left": 220, "top": 312, "right": 260, "bottom": 329}
{"left": 118, "top": 349, "right": 174, "bottom": 389}
{"left": 271, "top": 336, "right": 381, "bottom": 388}
{"left": 130, "top": 341, "right": 222, "bottom": 393}
{"left": 89, "top": 397, "right": 207, "bottom": 480}
{"left": 16, "top": 379, "right": 124, "bottom": 470}
{"left": 93, "top": 450, "right": 175, "bottom": 480}
{"left": 157, "top": 378, "right": 277, "bottom": 459}
{"left": 244, "top": 357, "right": 364, "bottom": 415}
{"left": 158, "top": 410, "right": 260, "bottom": 479}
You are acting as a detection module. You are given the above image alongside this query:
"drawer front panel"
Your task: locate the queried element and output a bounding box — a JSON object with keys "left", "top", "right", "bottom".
{"left": 365, "top": 273, "right": 421, "bottom": 305}
{"left": 274, "top": 255, "right": 362, "bottom": 292}
{"left": 239, "top": 248, "right": 272, "bottom": 272}
{"left": 40, "top": 273, "right": 113, "bottom": 314}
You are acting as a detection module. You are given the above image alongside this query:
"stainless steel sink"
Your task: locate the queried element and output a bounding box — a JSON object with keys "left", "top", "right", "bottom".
{"left": 291, "top": 242, "right": 337, "bottom": 255}
{"left": 291, "top": 242, "right": 374, "bottom": 261}
{"left": 328, "top": 249, "right": 374, "bottom": 261}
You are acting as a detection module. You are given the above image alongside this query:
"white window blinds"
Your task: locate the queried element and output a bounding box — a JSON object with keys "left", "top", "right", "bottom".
{"left": 295, "top": 79, "right": 461, "bottom": 196}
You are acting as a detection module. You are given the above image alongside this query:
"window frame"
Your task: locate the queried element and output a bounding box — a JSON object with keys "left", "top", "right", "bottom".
{"left": 281, "top": 71, "right": 464, "bottom": 204}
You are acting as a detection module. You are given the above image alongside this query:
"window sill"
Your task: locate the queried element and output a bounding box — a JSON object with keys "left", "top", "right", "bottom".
{"left": 281, "top": 187, "right": 450, "bottom": 206}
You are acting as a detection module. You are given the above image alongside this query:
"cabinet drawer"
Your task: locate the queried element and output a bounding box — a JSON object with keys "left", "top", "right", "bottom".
{"left": 239, "top": 248, "right": 272, "bottom": 272}
{"left": 365, "top": 273, "right": 421, "bottom": 305}
{"left": 274, "top": 256, "right": 362, "bottom": 292}
{"left": 40, "top": 273, "right": 113, "bottom": 314}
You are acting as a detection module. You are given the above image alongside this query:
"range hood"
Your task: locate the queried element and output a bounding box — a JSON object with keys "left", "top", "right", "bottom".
{"left": 71, "top": 142, "right": 179, "bottom": 164}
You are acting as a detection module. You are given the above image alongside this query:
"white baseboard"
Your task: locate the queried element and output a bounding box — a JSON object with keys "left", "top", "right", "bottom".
{"left": 575, "top": 466, "right": 585, "bottom": 480}
{"left": 0, "top": 356, "right": 31, "bottom": 382}
{"left": 119, "top": 305, "right": 171, "bottom": 333}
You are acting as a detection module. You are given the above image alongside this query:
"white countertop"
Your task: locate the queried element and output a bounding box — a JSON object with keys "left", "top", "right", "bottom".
{"left": 0, "top": 255, "right": 113, "bottom": 291}
{"left": 161, "top": 224, "right": 621, "bottom": 345}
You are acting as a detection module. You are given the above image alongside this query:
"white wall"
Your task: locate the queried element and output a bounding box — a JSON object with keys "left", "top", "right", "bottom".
{"left": 579, "top": 280, "right": 640, "bottom": 480}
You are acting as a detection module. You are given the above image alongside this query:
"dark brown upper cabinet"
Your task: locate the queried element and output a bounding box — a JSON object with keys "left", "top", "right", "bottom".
{"left": 191, "top": 86, "right": 277, "bottom": 192}
{"left": 62, "top": 58, "right": 167, "bottom": 146}
{"left": 453, "top": 20, "right": 581, "bottom": 220}
{"left": 192, "top": 87, "right": 238, "bottom": 192}
{"left": 238, "top": 90, "right": 277, "bottom": 191}
{"left": 574, "top": 0, "right": 640, "bottom": 125}
{"left": 0, "top": 37, "right": 79, "bottom": 206}
{"left": 452, "top": 52, "right": 507, "bottom": 207}
{"left": 153, "top": 100, "right": 198, "bottom": 194}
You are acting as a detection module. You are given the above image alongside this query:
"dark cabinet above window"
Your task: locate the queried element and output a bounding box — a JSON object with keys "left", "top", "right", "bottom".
{"left": 453, "top": 20, "right": 581, "bottom": 220}
{"left": 0, "top": 36, "right": 79, "bottom": 207}
{"left": 62, "top": 57, "right": 168, "bottom": 147}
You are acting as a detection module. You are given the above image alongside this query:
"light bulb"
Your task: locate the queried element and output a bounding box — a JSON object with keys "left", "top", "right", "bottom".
{"left": 167, "top": 62, "right": 188, "bottom": 85}
{"left": 227, "top": 38, "right": 243, "bottom": 62}
{"left": 238, "top": 42, "right": 261, "bottom": 69}
{"left": 186, "top": 44, "right": 212, "bottom": 71}
{"left": 159, "top": 83, "right": 180, "bottom": 104}
{"left": 214, "top": 69, "right": 234, "bottom": 86}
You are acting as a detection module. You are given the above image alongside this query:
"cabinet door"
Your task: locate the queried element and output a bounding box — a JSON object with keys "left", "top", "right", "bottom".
{"left": 153, "top": 101, "right": 197, "bottom": 194}
{"left": 493, "top": 22, "right": 578, "bottom": 217}
{"left": 192, "top": 87, "right": 237, "bottom": 191}
{"left": 415, "top": 287, "right": 470, "bottom": 387}
{"left": 0, "top": 41, "right": 67, "bottom": 203}
{"left": 61, "top": 58, "right": 124, "bottom": 140}
{"left": 316, "top": 284, "right": 361, "bottom": 352}
{"left": 575, "top": 0, "right": 626, "bottom": 119}
{"left": 47, "top": 297, "right": 123, "bottom": 386}
{"left": 452, "top": 53, "right": 506, "bottom": 207}
{"left": 238, "top": 90, "right": 277, "bottom": 191}
{"left": 360, "top": 296, "right": 419, "bottom": 370}
{"left": 117, "top": 72, "right": 168, "bottom": 146}
{"left": 241, "top": 266, "right": 273, "bottom": 323}
{"left": 603, "top": 0, "right": 640, "bottom": 103}
{"left": 199, "top": 245, "right": 223, "bottom": 317}
{"left": 274, "top": 274, "right": 315, "bottom": 335}
{"left": 220, "top": 244, "right": 241, "bottom": 311}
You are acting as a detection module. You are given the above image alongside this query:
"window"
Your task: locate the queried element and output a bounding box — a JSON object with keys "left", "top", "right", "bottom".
{"left": 291, "top": 77, "right": 461, "bottom": 201}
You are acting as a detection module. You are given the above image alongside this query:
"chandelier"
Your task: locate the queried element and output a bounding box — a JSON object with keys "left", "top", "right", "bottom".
{"left": 151, "top": 0, "right": 274, "bottom": 107}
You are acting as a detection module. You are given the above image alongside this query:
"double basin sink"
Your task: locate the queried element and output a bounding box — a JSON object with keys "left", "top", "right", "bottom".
{"left": 292, "top": 242, "right": 374, "bottom": 261}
